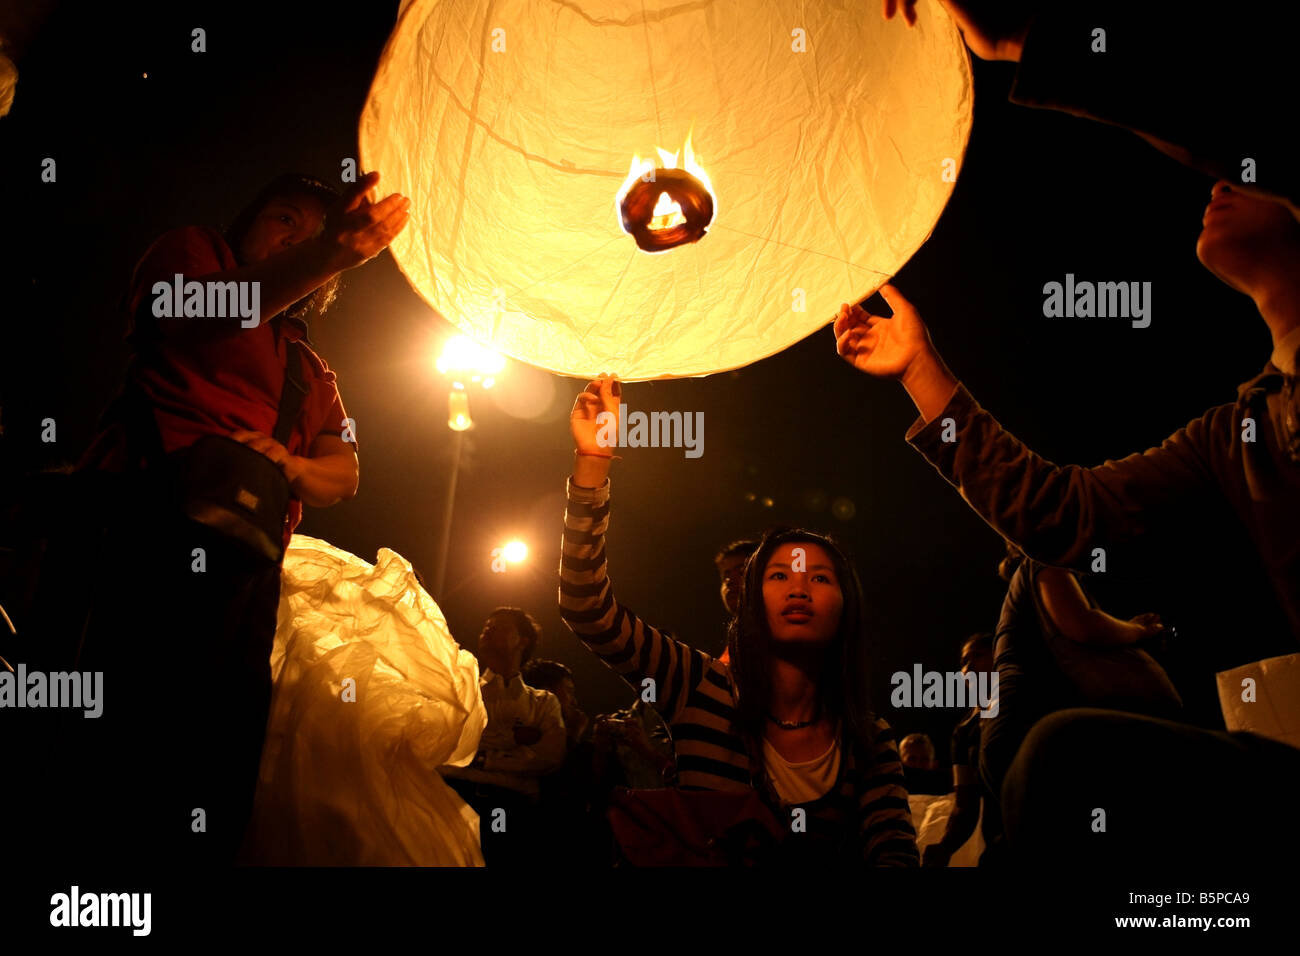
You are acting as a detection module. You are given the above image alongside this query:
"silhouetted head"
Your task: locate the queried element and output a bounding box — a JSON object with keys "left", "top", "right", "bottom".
{"left": 714, "top": 538, "right": 758, "bottom": 616}
{"left": 478, "top": 607, "right": 541, "bottom": 677}
{"left": 899, "top": 733, "right": 938, "bottom": 770}
{"left": 960, "top": 631, "right": 995, "bottom": 677}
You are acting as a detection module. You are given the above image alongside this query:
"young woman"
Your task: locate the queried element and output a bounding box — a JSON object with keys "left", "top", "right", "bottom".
{"left": 560, "top": 375, "right": 919, "bottom": 865}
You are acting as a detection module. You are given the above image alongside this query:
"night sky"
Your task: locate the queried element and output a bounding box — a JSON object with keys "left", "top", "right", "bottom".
{"left": 2, "top": 1, "right": 1282, "bottom": 757}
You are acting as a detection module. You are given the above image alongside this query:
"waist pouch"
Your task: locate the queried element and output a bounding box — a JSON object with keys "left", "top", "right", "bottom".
{"left": 115, "top": 341, "right": 310, "bottom": 565}
{"left": 171, "top": 434, "right": 291, "bottom": 563}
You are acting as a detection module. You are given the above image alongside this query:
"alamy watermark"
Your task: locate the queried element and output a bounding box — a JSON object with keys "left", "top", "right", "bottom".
{"left": 152, "top": 274, "right": 261, "bottom": 328}
{"left": 596, "top": 404, "right": 703, "bottom": 459}
{"left": 890, "top": 665, "right": 998, "bottom": 718}
{"left": 50, "top": 886, "right": 151, "bottom": 936}
{"left": 0, "top": 664, "right": 103, "bottom": 718}
{"left": 1042, "top": 274, "right": 1151, "bottom": 328}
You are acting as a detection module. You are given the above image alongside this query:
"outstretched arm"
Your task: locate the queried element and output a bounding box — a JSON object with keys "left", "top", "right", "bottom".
{"left": 132, "top": 171, "right": 411, "bottom": 338}
{"left": 835, "top": 285, "right": 1222, "bottom": 572}
{"left": 1036, "top": 566, "right": 1164, "bottom": 647}
{"left": 560, "top": 376, "right": 715, "bottom": 724}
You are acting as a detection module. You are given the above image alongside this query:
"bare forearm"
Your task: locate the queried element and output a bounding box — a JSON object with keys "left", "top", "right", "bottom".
{"left": 572, "top": 454, "right": 612, "bottom": 489}
{"left": 900, "top": 349, "right": 960, "bottom": 425}
{"left": 194, "top": 237, "right": 344, "bottom": 323}
{"left": 1071, "top": 609, "right": 1143, "bottom": 646}
{"left": 287, "top": 451, "right": 358, "bottom": 507}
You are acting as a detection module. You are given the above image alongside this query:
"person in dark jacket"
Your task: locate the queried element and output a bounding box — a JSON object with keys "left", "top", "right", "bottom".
{"left": 833, "top": 179, "right": 1300, "bottom": 867}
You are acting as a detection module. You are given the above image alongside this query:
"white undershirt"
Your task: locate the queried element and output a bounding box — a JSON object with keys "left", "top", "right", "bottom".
{"left": 762, "top": 735, "right": 841, "bottom": 805}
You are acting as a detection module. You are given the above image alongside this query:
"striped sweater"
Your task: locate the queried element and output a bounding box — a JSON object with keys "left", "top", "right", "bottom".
{"left": 559, "top": 478, "right": 919, "bottom": 866}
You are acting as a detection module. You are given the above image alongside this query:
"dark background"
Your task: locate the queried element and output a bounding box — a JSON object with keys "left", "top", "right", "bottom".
{"left": 1, "top": 1, "right": 1285, "bottom": 759}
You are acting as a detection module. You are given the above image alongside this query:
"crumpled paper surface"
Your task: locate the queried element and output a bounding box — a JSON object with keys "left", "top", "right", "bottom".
{"left": 361, "top": 0, "right": 972, "bottom": 380}
{"left": 243, "top": 534, "right": 487, "bottom": 866}
{"left": 1217, "top": 652, "right": 1300, "bottom": 750}
{"left": 909, "top": 792, "right": 984, "bottom": 867}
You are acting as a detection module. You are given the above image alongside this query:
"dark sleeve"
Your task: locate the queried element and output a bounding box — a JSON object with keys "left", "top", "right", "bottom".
{"left": 558, "top": 478, "right": 718, "bottom": 724}
{"left": 905, "top": 384, "right": 1229, "bottom": 573}
{"left": 858, "top": 719, "right": 921, "bottom": 867}
{"left": 1010, "top": 5, "right": 1298, "bottom": 207}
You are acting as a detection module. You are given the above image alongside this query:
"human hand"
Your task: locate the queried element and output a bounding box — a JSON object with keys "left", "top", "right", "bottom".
{"left": 1128, "top": 612, "right": 1166, "bottom": 642}
{"left": 570, "top": 374, "right": 620, "bottom": 453}
{"left": 834, "top": 284, "right": 938, "bottom": 382}
{"left": 230, "top": 430, "right": 304, "bottom": 483}
{"left": 883, "top": 0, "right": 1033, "bottom": 62}
{"left": 318, "top": 171, "right": 411, "bottom": 272}
{"left": 570, "top": 374, "right": 620, "bottom": 487}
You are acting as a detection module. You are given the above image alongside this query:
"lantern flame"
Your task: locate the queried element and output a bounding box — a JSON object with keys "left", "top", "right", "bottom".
{"left": 649, "top": 192, "right": 686, "bottom": 231}
{"left": 617, "top": 132, "right": 715, "bottom": 232}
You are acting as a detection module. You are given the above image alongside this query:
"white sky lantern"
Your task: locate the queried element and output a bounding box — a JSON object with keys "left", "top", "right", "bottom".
{"left": 361, "top": 1, "right": 972, "bottom": 381}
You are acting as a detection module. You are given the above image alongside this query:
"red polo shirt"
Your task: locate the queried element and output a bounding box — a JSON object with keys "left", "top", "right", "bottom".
{"left": 78, "top": 226, "right": 355, "bottom": 547}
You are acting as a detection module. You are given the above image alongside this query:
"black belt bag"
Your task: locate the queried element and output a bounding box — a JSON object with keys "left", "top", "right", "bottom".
{"left": 172, "top": 434, "right": 293, "bottom": 563}
{"left": 123, "top": 342, "right": 310, "bottom": 564}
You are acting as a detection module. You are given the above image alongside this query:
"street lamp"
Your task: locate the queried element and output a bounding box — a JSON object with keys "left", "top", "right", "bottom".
{"left": 432, "top": 336, "right": 505, "bottom": 595}
{"left": 491, "top": 539, "right": 528, "bottom": 572}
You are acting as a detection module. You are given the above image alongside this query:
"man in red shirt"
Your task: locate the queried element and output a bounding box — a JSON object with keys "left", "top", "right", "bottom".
{"left": 69, "top": 170, "right": 408, "bottom": 866}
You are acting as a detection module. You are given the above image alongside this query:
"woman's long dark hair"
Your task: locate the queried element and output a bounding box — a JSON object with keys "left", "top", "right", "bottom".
{"left": 725, "top": 527, "right": 876, "bottom": 783}
{"left": 224, "top": 173, "right": 343, "bottom": 322}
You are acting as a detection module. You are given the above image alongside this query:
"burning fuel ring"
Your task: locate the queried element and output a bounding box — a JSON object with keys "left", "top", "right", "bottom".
{"left": 618, "top": 168, "right": 715, "bottom": 253}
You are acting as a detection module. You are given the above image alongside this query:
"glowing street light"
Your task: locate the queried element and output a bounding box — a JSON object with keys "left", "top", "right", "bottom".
{"left": 448, "top": 389, "right": 472, "bottom": 431}
{"left": 433, "top": 335, "right": 506, "bottom": 595}
{"left": 436, "top": 335, "right": 506, "bottom": 384}
{"left": 491, "top": 539, "right": 530, "bottom": 573}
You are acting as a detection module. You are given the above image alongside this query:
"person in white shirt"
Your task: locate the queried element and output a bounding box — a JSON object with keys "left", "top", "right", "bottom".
{"left": 441, "top": 607, "right": 566, "bottom": 865}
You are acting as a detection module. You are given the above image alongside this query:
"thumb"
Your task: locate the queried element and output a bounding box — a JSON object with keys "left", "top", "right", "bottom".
{"left": 341, "top": 171, "right": 381, "bottom": 213}
{"left": 877, "top": 282, "right": 913, "bottom": 315}
{"left": 599, "top": 375, "right": 621, "bottom": 412}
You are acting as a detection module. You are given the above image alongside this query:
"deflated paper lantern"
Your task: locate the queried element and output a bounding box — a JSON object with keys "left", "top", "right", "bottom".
{"left": 360, "top": 1, "right": 972, "bottom": 380}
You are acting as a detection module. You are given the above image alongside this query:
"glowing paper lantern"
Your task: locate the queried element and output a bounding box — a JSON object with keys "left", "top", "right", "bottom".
{"left": 361, "top": 1, "right": 972, "bottom": 380}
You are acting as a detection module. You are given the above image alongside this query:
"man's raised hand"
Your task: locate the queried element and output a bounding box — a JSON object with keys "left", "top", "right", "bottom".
{"left": 834, "top": 284, "right": 935, "bottom": 381}
{"left": 320, "top": 170, "right": 411, "bottom": 272}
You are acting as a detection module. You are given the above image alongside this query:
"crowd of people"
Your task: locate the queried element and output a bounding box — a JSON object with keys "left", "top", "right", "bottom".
{"left": 4, "top": 0, "right": 1298, "bottom": 869}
